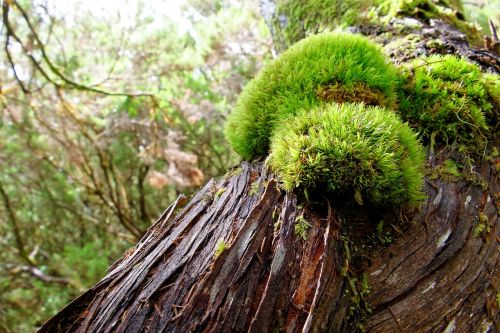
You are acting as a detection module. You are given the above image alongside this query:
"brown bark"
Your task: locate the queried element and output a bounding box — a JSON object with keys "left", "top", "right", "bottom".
{"left": 365, "top": 161, "right": 499, "bottom": 332}
{"left": 38, "top": 162, "right": 347, "bottom": 332}
{"left": 38, "top": 11, "right": 500, "bottom": 333}
{"left": 37, "top": 157, "right": 498, "bottom": 332}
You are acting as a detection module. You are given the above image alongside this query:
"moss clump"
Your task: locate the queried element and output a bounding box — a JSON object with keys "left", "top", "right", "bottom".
{"left": 268, "top": 103, "right": 425, "bottom": 207}
{"left": 473, "top": 213, "right": 491, "bottom": 238}
{"left": 428, "top": 158, "right": 464, "bottom": 181}
{"left": 380, "top": 0, "right": 462, "bottom": 17}
{"left": 374, "top": 0, "right": 482, "bottom": 46}
{"left": 225, "top": 33, "right": 400, "bottom": 160}
{"left": 271, "top": 0, "right": 366, "bottom": 50}
{"left": 399, "top": 55, "right": 495, "bottom": 149}
{"left": 482, "top": 73, "right": 500, "bottom": 109}
{"left": 441, "top": 159, "right": 462, "bottom": 178}
{"left": 213, "top": 239, "right": 228, "bottom": 259}
{"left": 249, "top": 181, "right": 260, "bottom": 196}
{"left": 294, "top": 214, "right": 311, "bottom": 240}
{"left": 215, "top": 187, "right": 226, "bottom": 198}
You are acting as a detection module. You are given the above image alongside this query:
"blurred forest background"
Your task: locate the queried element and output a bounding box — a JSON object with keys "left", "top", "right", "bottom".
{"left": 0, "top": 0, "right": 497, "bottom": 331}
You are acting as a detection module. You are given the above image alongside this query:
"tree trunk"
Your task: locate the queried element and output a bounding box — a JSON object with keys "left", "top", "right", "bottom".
{"left": 38, "top": 7, "right": 499, "bottom": 333}
{"left": 37, "top": 158, "right": 499, "bottom": 332}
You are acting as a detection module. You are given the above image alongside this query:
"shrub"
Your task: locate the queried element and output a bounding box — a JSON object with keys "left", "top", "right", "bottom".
{"left": 224, "top": 33, "right": 400, "bottom": 160}
{"left": 268, "top": 103, "right": 425, "bottom": 206}
{"left": 399, "top": 55, "right": 495, "bottom": 148}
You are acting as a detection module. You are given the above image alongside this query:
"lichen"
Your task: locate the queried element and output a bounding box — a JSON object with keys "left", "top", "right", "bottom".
{"left": 384, "top": 33, "right": 424, "bottom": 62}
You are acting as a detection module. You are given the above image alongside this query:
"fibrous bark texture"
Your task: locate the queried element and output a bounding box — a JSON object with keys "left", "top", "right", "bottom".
{"left": 38, "top": 162, "right": 347, "bottom": 332}
{"left": 38, "top": 158, "right": 498, "bottom": 332}
{"left": 365, "top": 161, "right": 499, "bottom": 332}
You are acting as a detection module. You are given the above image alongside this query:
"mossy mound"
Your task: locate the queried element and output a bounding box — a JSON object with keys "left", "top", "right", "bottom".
{"left": 399, "top": 55, "right": 496, "bottom": 148}
{"left": 224, "top": 33, "right": 400, "bottom": 160}
{"left": 268, "top": 103, "right": 425, "bottom": 207}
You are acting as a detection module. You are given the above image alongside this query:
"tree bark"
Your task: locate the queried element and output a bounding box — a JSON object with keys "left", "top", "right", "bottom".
{"left": 38, "top": 9, "right": 499, "bottom": 333}
{"left": 37, "top": 157, "right": 499, "bottom": 332}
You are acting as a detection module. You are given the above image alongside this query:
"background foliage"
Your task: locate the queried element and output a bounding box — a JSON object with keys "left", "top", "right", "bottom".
{"left": 0, "top": 0, "right": 270, "bottom": 331}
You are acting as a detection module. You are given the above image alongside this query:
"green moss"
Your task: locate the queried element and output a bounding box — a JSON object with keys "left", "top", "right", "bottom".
{"left": 429, "top": 158, "right": 463, "bottom": 180}
{"left": 271, "top": 0, "right": 483, "bottom": 49}
{"left": 346, "top": 273, "right": 372, "bottom": 321}
{"left": 399, "top": 55, "right": 495, "bottom": 150}
{"left": 249, "top": 181, "right": 260, "bottom": 196}
{"left": 271, "top": 0, "right": 367, "bottom": 50}
{"left": 268, "top": 103, "right": 425, "bottom": 207}
{"left": 215, "top": 187, "right": 226, "bottom": 198}
{"left": 376, "top": 220, "right": 395, "bottom": 244}
{"left": 227, "top": 166, "right": 243, "bottom": 177}
{"left": 294, "top": 214, "right": 311, "bottom": 240}
{"left": 443, "top": 159, "right": 462, "bottom": 177}
{"left": 482, "top": 73, "right": 500, "bottom": 109}
{"left": 373, "top": 0, "right": 482, "bottom": 46}
{"left": 225, "top": 33, "right": 400, "bottom": 160}
{"left": 380, "top": 0, "right": 461, "bottom": 16}
{"left": 473, "top": 213, "right": 490, "bottom": 238}
{"left": 213, "top": 239, "right": 228, "bottom": 259}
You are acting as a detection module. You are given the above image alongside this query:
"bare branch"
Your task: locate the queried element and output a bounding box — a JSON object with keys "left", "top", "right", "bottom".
{"left": 6, "top": 264, "right": 70, "bottom": 285}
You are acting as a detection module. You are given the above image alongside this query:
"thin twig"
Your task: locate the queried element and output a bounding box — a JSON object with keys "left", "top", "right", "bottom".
{"left": 489, "top": 19, "right": 498, "bottom": 42}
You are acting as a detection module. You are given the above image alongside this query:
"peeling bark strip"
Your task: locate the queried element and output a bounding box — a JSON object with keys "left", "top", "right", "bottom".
{"left": 38, "top": 162, "right": 347, "bottom": 332}
{"left": 39, "top": 159, "right": 499, "bottom": 332}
